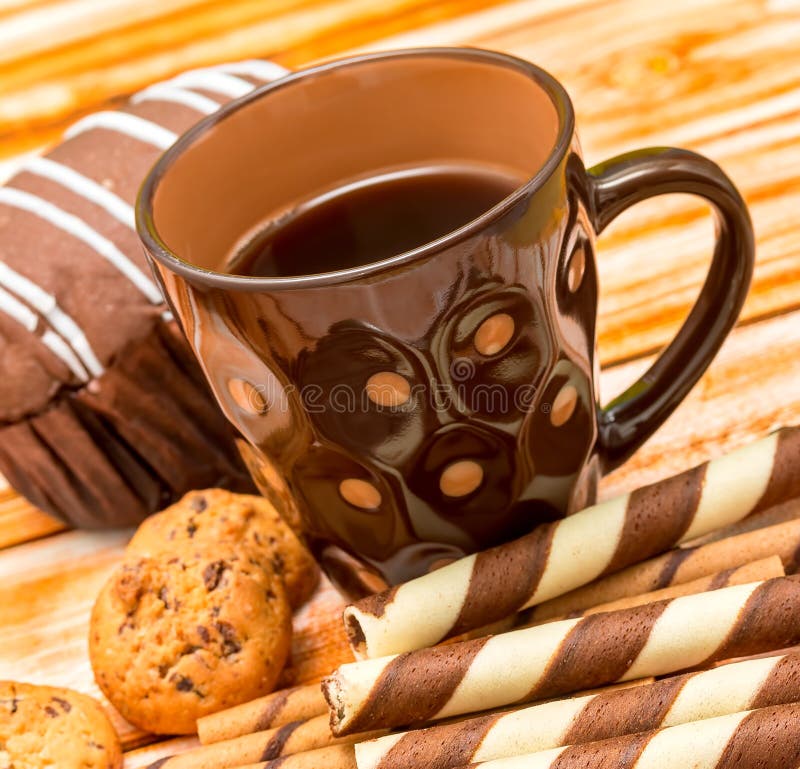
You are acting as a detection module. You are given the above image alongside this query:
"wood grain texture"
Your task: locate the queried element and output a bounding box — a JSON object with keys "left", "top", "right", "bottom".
{"left": 0, "top": 0, "right": 510, "bottom": 154}
{"left": 355, "top": 0, "right": 800, "bottom": 363}
{"left": 0, "top": 488, "right": 65, "bottom": 548}
{"left": 0, "top": 0, "right": 799, "bottom": 764}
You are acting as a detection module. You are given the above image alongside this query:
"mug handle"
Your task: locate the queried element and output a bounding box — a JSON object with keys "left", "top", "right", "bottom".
{"left": 587, "top": 147, "right": 754, "bottom": 472}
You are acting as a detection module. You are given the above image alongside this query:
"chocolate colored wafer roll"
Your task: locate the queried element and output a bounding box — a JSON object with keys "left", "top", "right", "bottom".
{"left": 530, "top": 516, "right": 800, "bottom": 622}
{"left": 506, "top": 557, "right": 781, "bottom": 634}
{"left": 460, "top": 555, "right": 782, "bottom": 642}
{"left": 197, "top": 684, "right": 327, "bottom": 745}
{"left": 233, "top": 743, "right": 357, "bottom": 769}
{"left": 449, "top": 702, "right": 800, "bottom": 769}
{"left": 355, "top": 650, "right": 800, "bottom": 769}
{"left": 344, "top": 427, "right": 800, "bottom": 658}
{"left": 148, "top": 714, "right": 384, "bottom": 769}
{"left": 326, "top": 574, "right": 800, "bottom": 735}
{"left": 555, "top": 556, "right": 784, "bottom": 620}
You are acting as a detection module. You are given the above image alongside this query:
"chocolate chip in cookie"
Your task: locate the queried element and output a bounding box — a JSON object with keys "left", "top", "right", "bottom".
{"left": 89, "top": 547, "right": 291, "bottom": 735}
{"left": 0, "top": 681, "right": 122, "bottom": 769}
{"left": 128, "top": 489, "right": 318, "bottom": 608}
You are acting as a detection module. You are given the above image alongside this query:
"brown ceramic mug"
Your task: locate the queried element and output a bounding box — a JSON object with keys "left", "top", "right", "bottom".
{"left": 138, "top": 48, "right": 753, "bottom": 598}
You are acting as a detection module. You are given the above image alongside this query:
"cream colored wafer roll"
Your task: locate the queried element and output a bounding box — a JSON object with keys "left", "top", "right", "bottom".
{"left": 448, "top": 702, "right": 800, "bottom": 769}
{"left": 326, "top": 574, "right": 800, "bottom": 735}
{"left": 232, "top": 743, "right": 357, "bottom": 769}
{"left": 683, "top": 495, "right": 800, "bottom": 547}
{"left": 355, "top": 650, "right": 800, "bottom": 769}
{"left": 197, "top": 684, "right": 327, "bottom": 745}
{"left": 568, "top": 677, "right": 655, "bottom": 698}
{"left": 148, "top": 714, "right": 383, "bottom": 769}
{"left": 344, "top": 427, "right": 800, "bottom": 659}
{"left": 555, "top": 556, "right": 784, "bottom": 620}
{"left": 712, "top": 646, "right": 800, "bottom": 667}
{"left": 508, "top": 562, "right": 779, "bottom": 640}
{"left": 530, "top": 516, "right": 800, "bottom": 622}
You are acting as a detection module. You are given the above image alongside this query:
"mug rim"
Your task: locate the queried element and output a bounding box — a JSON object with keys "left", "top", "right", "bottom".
{"left": 136, "top": 46, "right": 576, "bottom": 291}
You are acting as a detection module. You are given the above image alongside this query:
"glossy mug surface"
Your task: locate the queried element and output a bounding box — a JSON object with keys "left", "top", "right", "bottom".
{"left": 139, "top": 48, "right": 754, "bottom": 599}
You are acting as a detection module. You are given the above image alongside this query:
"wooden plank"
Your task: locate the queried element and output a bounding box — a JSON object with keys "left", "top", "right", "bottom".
{"left": 0, "top": 489, "right": 65, "bottom": 549}
{"left": 0, "top": 527, "right": 350, "bottom": 750}
{"left": 353, "top": 0, "right": 800, "bottom": 362}
{"left": 0, "top": 0, "right": 511, "bottom": 149}
{"left": 600, "top": 307, "right": 800, "bottom": 499}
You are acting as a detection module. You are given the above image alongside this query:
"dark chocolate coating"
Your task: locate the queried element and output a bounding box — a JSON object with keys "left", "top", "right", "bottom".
{"left": 0, "top": 68, "right": 273, "bottom": 526}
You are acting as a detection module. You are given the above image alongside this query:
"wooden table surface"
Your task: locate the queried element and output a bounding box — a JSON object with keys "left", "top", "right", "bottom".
{"left": 1, "top": 0, "right": 799, "bottom": 763}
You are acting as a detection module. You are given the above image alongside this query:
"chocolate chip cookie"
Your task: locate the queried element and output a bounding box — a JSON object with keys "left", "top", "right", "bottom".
{"left": 89, "top": 547, "right": 292, "bottom": 735}
{"left": 127, "top": 489, "right": 318, "bottom": 607}
{"left": 0, "top": 681, "right": 122, "bottom": 769}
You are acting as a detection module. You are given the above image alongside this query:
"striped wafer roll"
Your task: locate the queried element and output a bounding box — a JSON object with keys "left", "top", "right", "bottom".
{"left": 355, "top": 651, "right": 800, "bottom": 769}
{"left": 148, "top": 714, "right": 384, "bottom": 769}
{"left": 231, "top": 743, "right": 357, "bottom": 769}
{"left": 197, "top": 684, "right": 327, "bottom": 745}
{"left": 461, "top": 569, "right": 787, "bottom": 643}
{"left": 507, "top": 558, "right": 782, "bottom": 635}
{"left": 344, "top": 427, "right": 800, "bottom": 659}
{"left": 551, "top": 556, "right": 784, "bottom": 620}
{"left": 326, "top": 574, "right": 800, "bottom": 735}
{"left": 529, "top": 517, "right": 800, "bottom": 622}
{"left": 449, "top": 702, "right": 800, "bottom": 769}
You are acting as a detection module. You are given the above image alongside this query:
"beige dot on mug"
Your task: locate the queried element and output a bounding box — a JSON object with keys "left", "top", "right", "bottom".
{"left": 227, "top": 378, "right": 268, "bottom": 414}
{"left": 568, "top": 246, "right": 586, "bottom": 292}
{"left": 339, "top": 478, "right": 382, "bottom": 511}
{"left": 440, "top": 460, "right": 484, "bottom": 498}
{"left": 551, "top": 383, "right": 578, "bottom": 427}
{"left": 475, "top": 313, "right": 515, "bottom": 356}
{"left": 366, "top": 371, "right": 411, "bottom": 407}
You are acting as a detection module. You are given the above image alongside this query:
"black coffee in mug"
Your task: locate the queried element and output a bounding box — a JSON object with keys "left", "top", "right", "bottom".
{"left": 229, "top": 164, "right": 522, "bottom": 277}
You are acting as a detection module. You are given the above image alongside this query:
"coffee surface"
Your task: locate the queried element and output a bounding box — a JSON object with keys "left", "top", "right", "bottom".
{"left": 230, "top": 165, "right": 520, "bottom": 277}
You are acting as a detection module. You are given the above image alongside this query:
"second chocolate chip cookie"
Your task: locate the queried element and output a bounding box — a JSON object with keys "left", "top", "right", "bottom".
{"left": 127, "top": 489, "right": 318, "bottom": 608}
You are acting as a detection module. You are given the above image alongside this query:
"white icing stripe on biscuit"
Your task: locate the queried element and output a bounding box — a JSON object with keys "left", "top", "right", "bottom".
{"left": 0, "top": 289, "right": 88, "bottom": 380}
{"left": 0, "top": 284, "right": 37, "bottom": 331}
{"left": 1, "top": 274, "right": 90, "bottom": 378}
{"left": 169, "top": 69, "right": 256, "bottom": 98}
{"left": 0, "top": 262, "right": 103, "bottom": 377}
{"left": 131, "top": 85, "right": 220, "bottom": 115}
{"left": 25, "top": 157, "right": 135, "bottom": 229}
{"left": 0, "top": 187, "right": 162, "bottom": 304}
{"left": 64, "top": 111, "right": 178, "bottom": 150}
{"left": 41, "top": 329, "right": 90, "bottom": 380}
{"left": 219, "top": 60, "right": 289, "bottom": 81}
{"left": 0, "top": 288, "right": 88, "bottom": 380}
